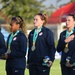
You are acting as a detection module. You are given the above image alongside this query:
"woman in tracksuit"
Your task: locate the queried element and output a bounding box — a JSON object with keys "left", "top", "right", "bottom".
{"left": 27, "top": 13, "right": 56, "bottom": 75}
{"left": 57, "top": 13, "right": 75, "bottom": 75}
{"left": 2, "top": 16, "right": 27, "bottom": 75}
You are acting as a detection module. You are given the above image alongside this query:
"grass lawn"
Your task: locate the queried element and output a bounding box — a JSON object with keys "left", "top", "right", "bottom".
{"left": 0, "top": 59, "right": 61, "bottom": 75}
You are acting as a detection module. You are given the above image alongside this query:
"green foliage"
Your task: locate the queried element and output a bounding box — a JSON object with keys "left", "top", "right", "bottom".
{"left": 0, "top": 0, "right": 46, "bottom": 23}
{"left": 70, "top": 0, "right": 75, "bottom": 2}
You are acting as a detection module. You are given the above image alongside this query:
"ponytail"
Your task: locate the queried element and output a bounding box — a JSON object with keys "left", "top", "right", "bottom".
{"left": 43, "top": 14, "right": 48, "bottom": 25}
{"left": 21, "top": 19, "right": 27, "bottom": 35}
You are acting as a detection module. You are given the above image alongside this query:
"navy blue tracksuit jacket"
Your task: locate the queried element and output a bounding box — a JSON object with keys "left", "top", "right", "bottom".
{"left": 6, "top": 31, "right": 27, "bottom": 69}
{"left": 28, "top": 26, "right": 56, "bottom": 65}
{"left": 0, "top": 32, "right": 6, "bottom": 56}
{"left": 57, "top": 29, "right": 75, "bottom": 65}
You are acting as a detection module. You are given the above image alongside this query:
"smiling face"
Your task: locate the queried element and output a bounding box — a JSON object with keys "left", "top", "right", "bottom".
{"left": 66, "top": 16, "right": 75, "bottom": 29}
{"left": 34, "top": 15, "right": 45, "bottom": 28}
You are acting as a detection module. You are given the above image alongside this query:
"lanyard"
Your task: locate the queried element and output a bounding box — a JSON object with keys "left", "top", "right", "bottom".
{"left": 8, "top": 30, "right": 20, "bottom": 51}
{"left": 33, "top": 27, "right": 42, "bottom": 44}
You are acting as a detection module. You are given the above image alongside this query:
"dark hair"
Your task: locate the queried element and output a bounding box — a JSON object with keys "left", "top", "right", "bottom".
{"left": 10, "top": 16, "right": 26, "bottom": 34}
{"left": 36, "top": 13, "right": 48, "bottom": 25}
{"left": 67, "top": 13, "right": 75, "bottom": 21}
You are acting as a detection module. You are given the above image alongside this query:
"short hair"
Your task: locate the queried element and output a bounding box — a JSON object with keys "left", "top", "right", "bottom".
{"left": 67, "top": 13, "right": 75, "bottom": 21}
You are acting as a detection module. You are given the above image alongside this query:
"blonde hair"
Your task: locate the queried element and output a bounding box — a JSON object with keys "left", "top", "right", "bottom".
{"left": 36, "top": 13, "right": 48, "bottom": 25}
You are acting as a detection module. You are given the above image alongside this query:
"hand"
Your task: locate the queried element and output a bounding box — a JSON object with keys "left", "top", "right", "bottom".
{"left": 65, "top": 34, "right": 75, "bottom": 43}
{"left": 5, "top": 54, "right": 8, "bottom": 59}
{"left": 47, "top": 61, "right": 53, "bottom": 67}
{"left": 1, "top": 54, "right": 8, "bottom": 59}
{"left": 66, "top": 62, "right": 73, "bottom": 67}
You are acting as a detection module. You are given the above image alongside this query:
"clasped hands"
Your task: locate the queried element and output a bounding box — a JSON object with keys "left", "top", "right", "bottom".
{"left": 66, "top": 62, "right": 73, "bottom": 67}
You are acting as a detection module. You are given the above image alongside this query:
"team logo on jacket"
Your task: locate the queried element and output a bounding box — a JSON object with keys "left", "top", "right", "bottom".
{"left": 13, "top": 37, "right": 17, "bottom": 41}
{"left": 39, "top": 32, "right": 43, "bottom": 36}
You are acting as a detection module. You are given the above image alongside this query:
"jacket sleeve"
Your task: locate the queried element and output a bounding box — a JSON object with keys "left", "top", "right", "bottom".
{"left": 0, "top": 32, "right": 6, "bottom": 56}
{"left": 27, "top": 33, "right": 31, "bottom": 64}
{"left": 70, "top": 38, "right": 75, "bottom": 64}
{"left": 57, "top": 32, "right": 66, "bottom": 52}
{"left": 8, "top": 34, "right": 27, "bottom": 58}
{"left": 70, "top": 52, "right": 75, "bottom": 64}
{"left": 47, "top": 30, "right": 56, "bottom": 62}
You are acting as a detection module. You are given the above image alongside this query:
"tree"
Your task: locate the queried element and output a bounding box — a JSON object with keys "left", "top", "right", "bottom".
{"left": 0, "top": 0, "right": 46, "bottom": 23}
{"left": 70, "top": 0, "right": 75, "bottom": 2}
{"left": 48, "top": 4, "right": 56, "bottom": 16}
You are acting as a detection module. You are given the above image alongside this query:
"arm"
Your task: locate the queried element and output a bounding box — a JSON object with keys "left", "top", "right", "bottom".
{"left": 27, "top": 33, "right": 31, "bottom": 64}
{"left": 0, "top": 32, "right": 6, "bottom": 56}
{"left": 57, "top": 33, "right": 66, "bottom": 52}
{"left": 47, "top": 30, "right": 56, "bottom": 62}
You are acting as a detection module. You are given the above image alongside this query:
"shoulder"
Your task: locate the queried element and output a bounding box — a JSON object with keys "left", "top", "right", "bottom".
{"left": 29, "top": 29, "right": 35, "bottom": 34}
{"left": 42, "top": 26, "right": 53, "bottom": 34}
{"left": 60, "top": 30, "right": 66, "bottom": 36}
{"left": 18, "top": 31, "right": 27, "bottom": 39}
{"left": 0, "top": 32, "right": 4, "bottom": 40}
{"left": 18, "top": 31, "right": 25, "bottom": 36}
{"left": 28, "top": 29, "right": 35, "bottom": 37}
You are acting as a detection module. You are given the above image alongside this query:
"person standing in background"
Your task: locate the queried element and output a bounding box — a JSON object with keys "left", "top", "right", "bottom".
{"left": 1, "top": 16, "right": 27, "bottom": 75}
{"left": 27, "top": 13, "right": 56, "bottom": 75}
{"left": 57, "top": 13, "right": 75, "bottom": 75}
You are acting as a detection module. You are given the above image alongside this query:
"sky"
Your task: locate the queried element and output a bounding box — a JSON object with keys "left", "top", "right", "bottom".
{"left": 43, "top": 0, "right": 71, "bottom": 8}
{"left": 0, "top": 0, "right": 71, "bottom": 8}
{"left": 0, "top": 0, "right": 71, "bottom": 9}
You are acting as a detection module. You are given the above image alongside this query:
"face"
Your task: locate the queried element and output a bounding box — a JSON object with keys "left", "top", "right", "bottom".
{"left": 10, "top": 22, "right": 20, "bottom": 32}
{"left": 66, "top": 16, "right": 75, "bottom": 28}
{"left": 34, "top": 15, "right": 44, "bottom": 27}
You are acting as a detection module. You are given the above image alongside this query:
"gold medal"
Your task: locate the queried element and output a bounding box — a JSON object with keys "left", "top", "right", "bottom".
{"left": 64, "top": 43, "right": 69, "bottom": 53}
{"left": 65, "top": 43, "right": 68, "bottom": 48}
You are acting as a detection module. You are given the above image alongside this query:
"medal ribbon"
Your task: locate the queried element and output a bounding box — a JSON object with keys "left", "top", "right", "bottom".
{"left": 7, "top": 30, "right": 20, "bottom": 53}
{"left": 33, "top": 27, "right": 42, "bottom": 46}
{"left": 66, "top": 28, "right": 74, "bottom": 38}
